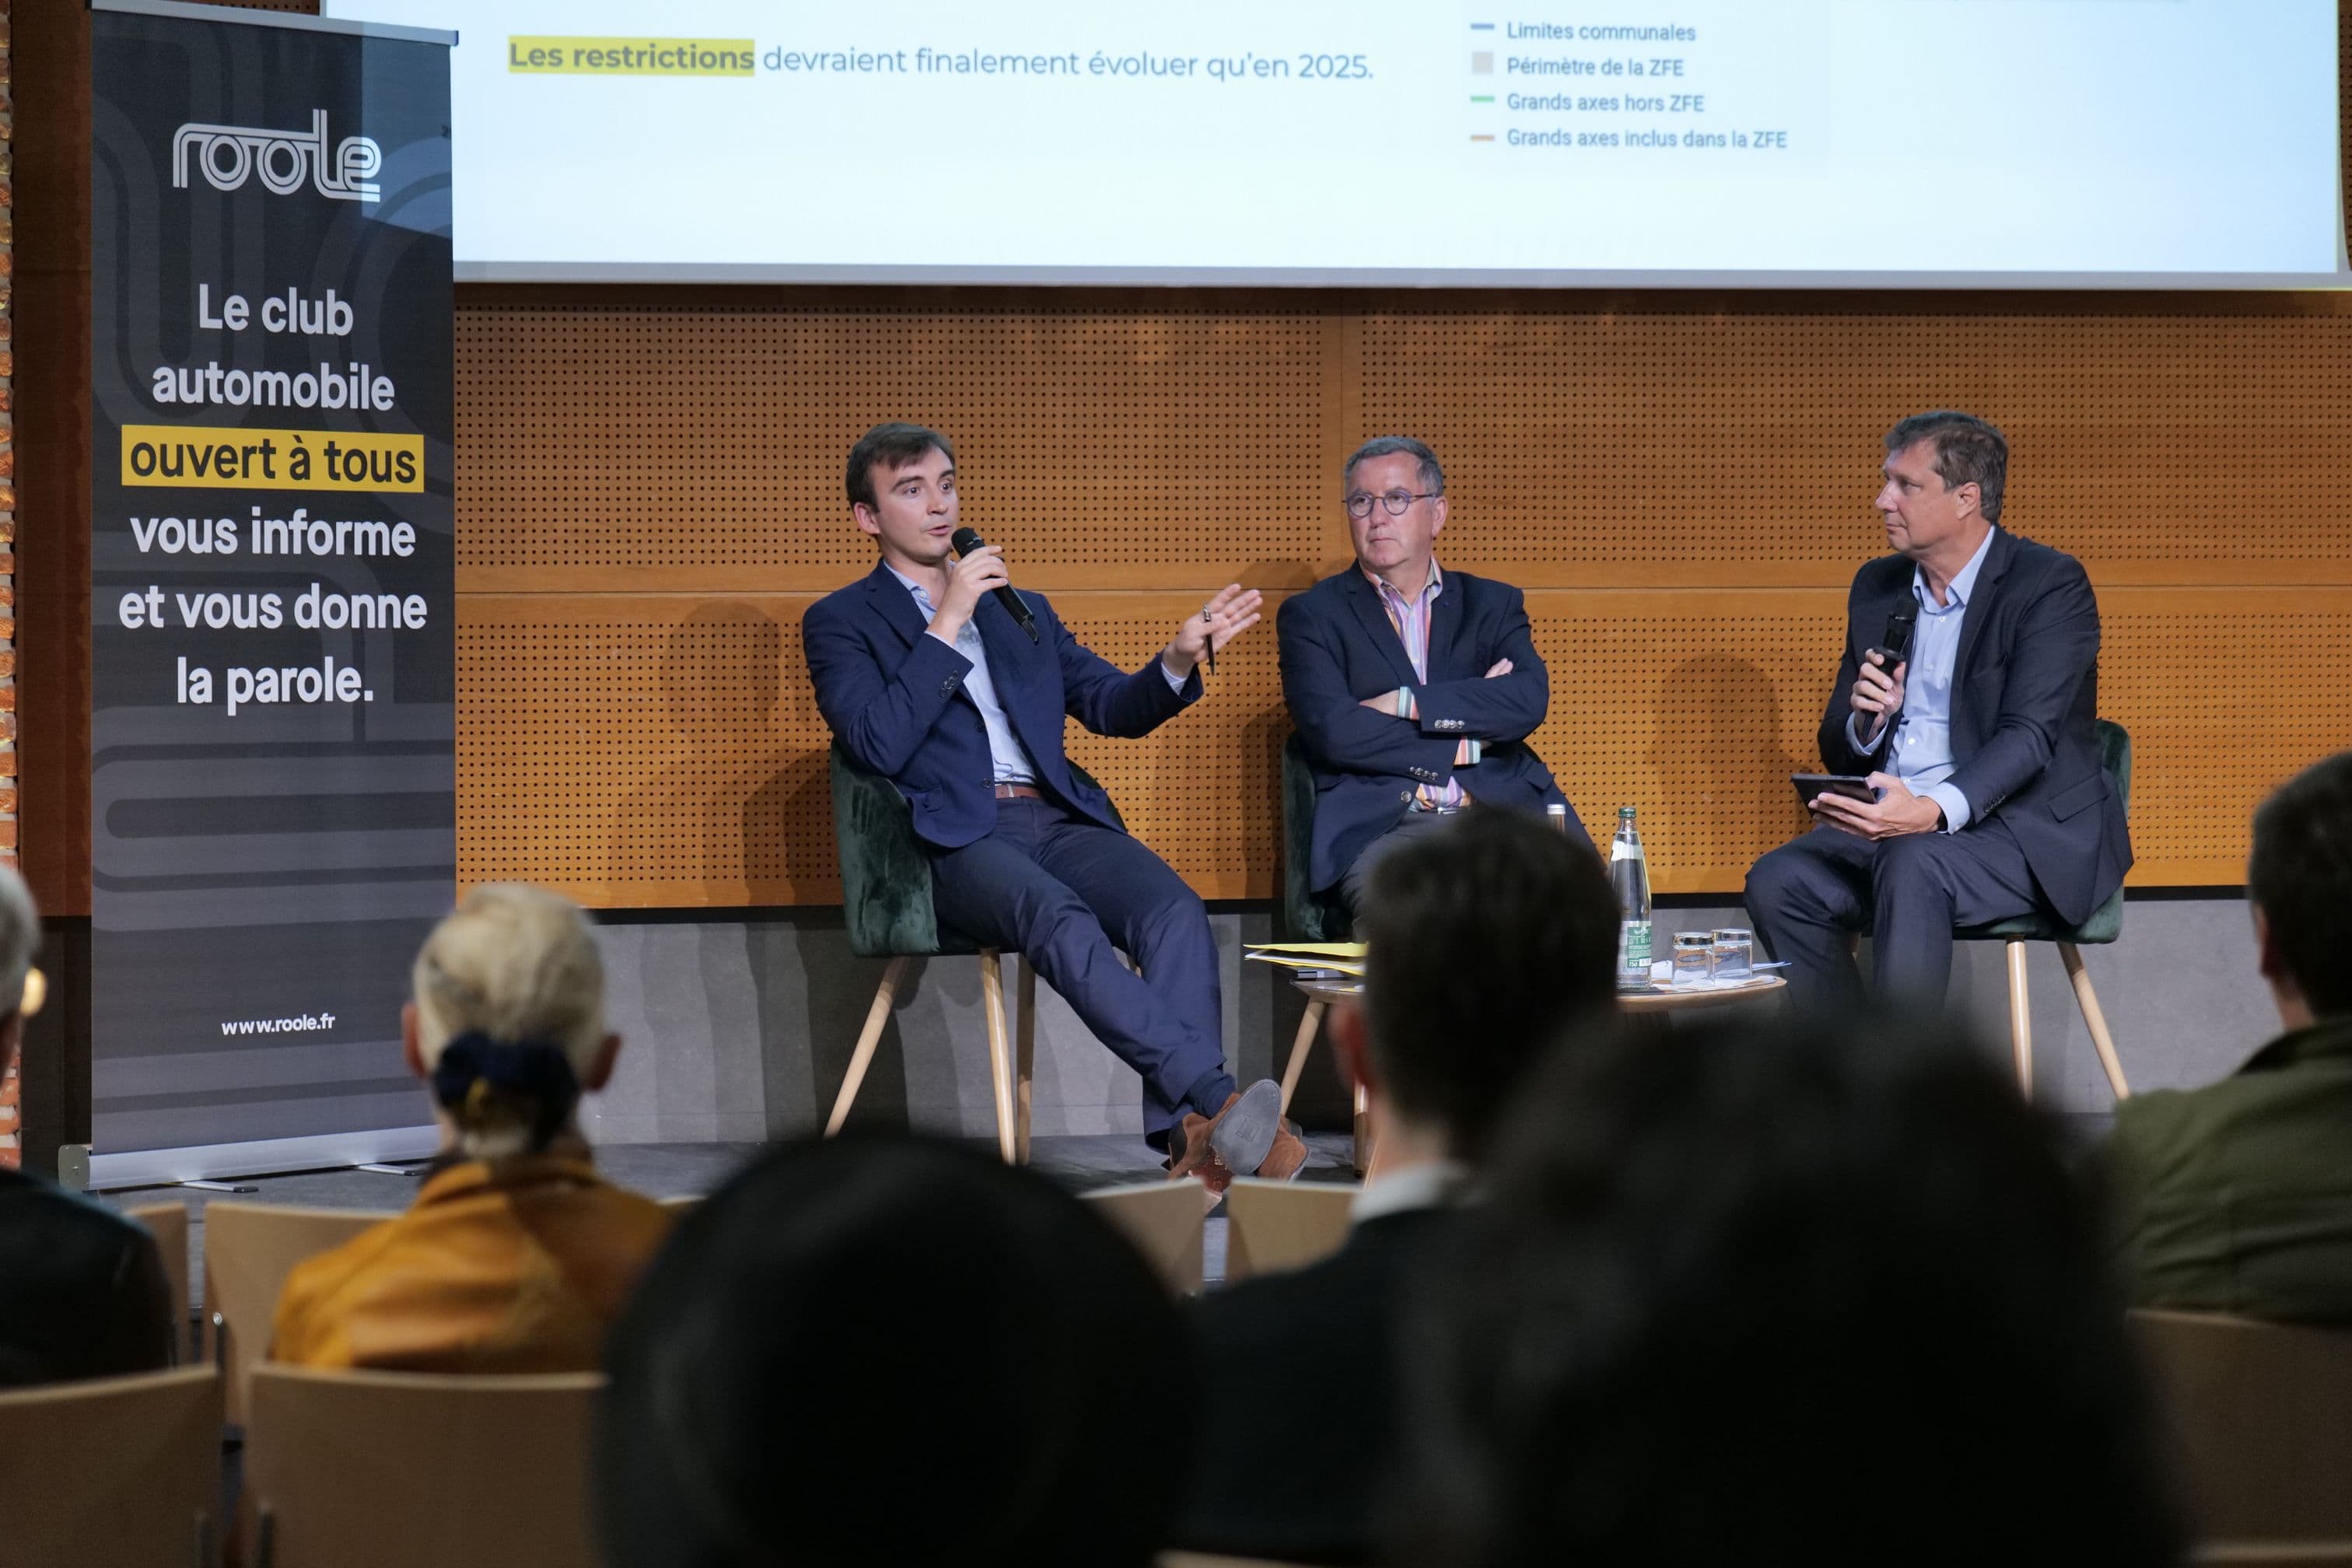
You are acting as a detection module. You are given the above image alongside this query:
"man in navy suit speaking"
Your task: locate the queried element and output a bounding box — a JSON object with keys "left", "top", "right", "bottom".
{"left": 803, "top": 424, "right": 1301, "bottom": 1185}
{"left": 1744, "top": 412, "right": 2132, "bottom": 1011}
{"left": 1279, "top": 436, "right": 1590, "bottom": 915}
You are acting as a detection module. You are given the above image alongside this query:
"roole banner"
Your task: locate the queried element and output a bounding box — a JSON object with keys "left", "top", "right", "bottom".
{"left": 89, "top": 0, "right": 456, "bottom": 1185}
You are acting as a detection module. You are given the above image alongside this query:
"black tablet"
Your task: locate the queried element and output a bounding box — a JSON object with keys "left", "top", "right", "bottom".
{"left": 1791, "top": 773, "right": 1878, "bottom": 810}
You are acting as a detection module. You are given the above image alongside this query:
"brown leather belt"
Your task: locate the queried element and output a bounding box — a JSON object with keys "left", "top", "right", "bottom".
{"left": 993, "top": 783, "right": 1047, "bottom": 801}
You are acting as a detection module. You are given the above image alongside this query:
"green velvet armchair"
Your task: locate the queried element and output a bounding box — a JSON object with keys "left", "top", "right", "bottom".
{"left": 1954, "top": 719, "right": 2134, "bottom": 1101}
{"left": 823, "top": 741, "right": 1122, "bottom": 1164}
{"left": 1273, "top": 734, "right": 1362, "bottom": 1143}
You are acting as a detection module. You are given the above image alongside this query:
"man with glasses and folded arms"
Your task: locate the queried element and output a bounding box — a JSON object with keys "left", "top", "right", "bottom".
{"left": 1279, "top": 436, "right": 1589, "bottom": 917}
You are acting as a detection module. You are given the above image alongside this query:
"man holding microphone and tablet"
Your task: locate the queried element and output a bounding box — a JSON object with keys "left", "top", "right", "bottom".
{"left": 1744, "top": 412, "right": 2131, "bottom": 1013}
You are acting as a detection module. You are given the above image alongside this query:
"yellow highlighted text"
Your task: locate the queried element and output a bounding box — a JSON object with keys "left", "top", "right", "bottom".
{"left": 508, "top": 37, "right": 755, "bottom": 75}
{"left": 121, "top": 425, "right": 424, "bottom": 492}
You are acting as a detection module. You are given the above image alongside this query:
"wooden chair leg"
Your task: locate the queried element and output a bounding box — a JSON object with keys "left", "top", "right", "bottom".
{"left": 980, "top": 951, "right": 1016, "bottom": 1164}
{"left": 2005, "top": 940, "right": 2034, "bottom": 1100}
{"left": 2061, "top": 943, "right": 2130, "bottom": 1101}
{"left": 826, "top": 956, "right": 907, "bottom": 1136}
{"left": 1278, "top": 999, "right": 1328, "bottom": 1116}
{"left": 1353, "top": 1077, "right": 1377, "bottom": 1178}
{"left": 1015, "top": 958, "right": 1038, "bottom": 1164}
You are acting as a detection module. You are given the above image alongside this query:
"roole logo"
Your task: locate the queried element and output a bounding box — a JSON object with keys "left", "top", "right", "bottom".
{"left": 172, "top": 110, "right": 382, "bottom": 202}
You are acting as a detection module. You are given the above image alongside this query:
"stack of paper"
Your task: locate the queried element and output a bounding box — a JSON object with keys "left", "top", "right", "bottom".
{"left": 1244, "top": 941, "right": 1367, "bottom": 978}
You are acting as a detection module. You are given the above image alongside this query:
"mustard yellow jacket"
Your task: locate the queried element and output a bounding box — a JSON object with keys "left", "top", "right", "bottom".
{"left": 269, "top": 1152, "right": 674, "bottom": 1373}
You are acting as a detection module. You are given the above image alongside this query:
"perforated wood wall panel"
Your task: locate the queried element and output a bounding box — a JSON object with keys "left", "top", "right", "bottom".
{"left": 456, "top": 293, "right": 2352, "bottom": 905}
{"left": 457, "top": 305, "right": 1335, "bottom": 593}
{"left": 1356, "top": 309, "right": 2352, "bottom": 586}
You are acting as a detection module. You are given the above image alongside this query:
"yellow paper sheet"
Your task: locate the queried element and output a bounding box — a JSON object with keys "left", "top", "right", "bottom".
{"left": 1243, "top": 941, "right": 1367, "bottom": 958}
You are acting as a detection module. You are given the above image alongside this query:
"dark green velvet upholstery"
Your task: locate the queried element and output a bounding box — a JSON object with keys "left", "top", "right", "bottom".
{"left": 1281, "top": 733, "right": 1352, "bottom": 943}
{"left": 831, "top": 742, "right": 956, "bottom": 958}
{"left": 1956, "top": 719, "right": 2132, "bottom": 947}
{"left": 828, "top": 741, "right": 1125, "bottom": 959}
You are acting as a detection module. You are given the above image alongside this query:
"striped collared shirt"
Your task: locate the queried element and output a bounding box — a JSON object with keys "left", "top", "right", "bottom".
{"left": 1366, "top": 562, "right": 1479, "bottom": 810}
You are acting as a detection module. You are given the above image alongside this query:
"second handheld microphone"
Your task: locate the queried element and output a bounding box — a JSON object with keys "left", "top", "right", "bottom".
{"left": 1868, "top": 602, "right": 1916, "bottom": 678}
{"left": 950, "top": 526, "right": 1039, "bottom": 642}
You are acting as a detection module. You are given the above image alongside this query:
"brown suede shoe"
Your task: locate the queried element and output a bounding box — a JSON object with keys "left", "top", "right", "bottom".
{"left": 1255, "top": 1118, "right": 1308, "bottom": 1181}
{"left": 1164, "top": 1104, "right": 1223, "bottom": 1183}
{"left": 1166, "top": 1080, "right": 1284, "bottom": 1185}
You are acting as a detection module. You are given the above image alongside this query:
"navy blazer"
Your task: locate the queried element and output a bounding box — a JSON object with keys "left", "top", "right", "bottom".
{"left": 1279, "top": 565, "right": 1584, "bottom": 892}
{"left": 1177, "top": 1206, "right": 1459, "bottom": 1563}
{"left": 803, "top": 561, "right": 1201, "bottom": 849}
{"left": 1818, "top": 529, "right": 2131, "bottom": 926}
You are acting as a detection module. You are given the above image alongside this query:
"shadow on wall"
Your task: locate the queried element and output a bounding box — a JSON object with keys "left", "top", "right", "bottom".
{"left": 610, "top": 602, "right": 789, "bottom": 894}
{"left": 1648, "top": 653, "right": 1811, "bottom": 892}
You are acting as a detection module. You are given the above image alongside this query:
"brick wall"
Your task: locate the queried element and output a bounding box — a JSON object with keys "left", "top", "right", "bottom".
{"left": 1, "top": 5, "right": 18, "bottom": 1171}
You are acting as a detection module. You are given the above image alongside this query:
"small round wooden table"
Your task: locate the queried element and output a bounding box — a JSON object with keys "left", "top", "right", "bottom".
{"left": 1618, "top": 975, "right": 1788, "bottom": 1016}
{"left": 1283, "top": 973, "right": 1787, "bottom": 1175}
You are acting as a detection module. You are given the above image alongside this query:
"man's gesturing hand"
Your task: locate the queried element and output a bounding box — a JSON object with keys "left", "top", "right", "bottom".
{"left": 928, "top": 546, "right": 1009, "bottom": 642}
{"left": 1163, "top": 584, "right": 1263, "bottom": 679}
{"left": 1850, "top": 651, "right": 1908, "bottom": 747}
{"left": 1811, "top": 772, "right": 1942, "bottom": 841}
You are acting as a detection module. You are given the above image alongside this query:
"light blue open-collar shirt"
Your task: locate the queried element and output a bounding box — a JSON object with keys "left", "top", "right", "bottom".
{"left": 1846, "top": 527, "right": 1999, "bottom": 835}
{"left": 884, "top": 561, "right": 1185, "bottom": 787}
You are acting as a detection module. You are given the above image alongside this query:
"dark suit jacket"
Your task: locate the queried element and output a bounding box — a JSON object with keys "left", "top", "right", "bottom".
{"left": 1818, "top": 530, "right": 2130, "bottom": 925}
{"left": 2102, "top": 1015, "right": 2352, "bottom": 1325}
{"left": 802, "top": 562, "right": 1200, "bottom": 849}
{"left": 0, "top": 1168, "right": 176, "bottom": 1387}
{"left": 1175, "top": 1206, "right": 1457, "bottom": 1566}
{"left": 1279, "top": 566, "right": 1582, "bottom": 891}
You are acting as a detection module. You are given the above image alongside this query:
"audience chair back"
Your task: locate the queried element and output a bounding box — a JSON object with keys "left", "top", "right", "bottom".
{"left": 1081, "top": 1178, "right": 1209, "bottom": 1294}
{"left": 244, "top": 1364, "right": 603, "bottom": 1568}
{"left": 2132, "top": 1309, "right": 2352, "bottom": 1546}
{"left": 1955, "top": 717, "right": 2133, "bottom": 1099}
{"left": 0, "top": 1365, "right": 225, "bottom": 1568}
{"left": 1223, "top": 1178, "right": 1357, "bottom": 1283}
{"left": 127, "top": 1199, "right": 194, "bottom": 1363}
{"left": 201, "top": 1201, "right": 394, "bottom": 1423}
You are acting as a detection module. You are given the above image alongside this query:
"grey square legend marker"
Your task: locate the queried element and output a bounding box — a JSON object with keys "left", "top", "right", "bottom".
{"left": 1471, "top": 51, "right": 1494, "bottom": 74}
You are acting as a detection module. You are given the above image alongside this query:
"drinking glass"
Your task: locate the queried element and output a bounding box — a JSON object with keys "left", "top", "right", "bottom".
{"left": 1671, "top": 933, "right": 1714, "bottom": 989}
{"left": 1711, "top": 928, "right": 1755, "bottom": 985}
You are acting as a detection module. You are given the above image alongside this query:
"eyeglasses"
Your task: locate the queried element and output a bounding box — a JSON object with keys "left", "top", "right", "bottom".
{"left": 1345, "top": 489, "right": 1442, "bottom": 520}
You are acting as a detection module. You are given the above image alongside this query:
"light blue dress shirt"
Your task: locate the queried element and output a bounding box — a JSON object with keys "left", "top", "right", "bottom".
{"left": 1846, "top": 527, "right": 1999, "bottom": 835}
{"left": 885, "top": 562, "right": 1187, "bottom": 786}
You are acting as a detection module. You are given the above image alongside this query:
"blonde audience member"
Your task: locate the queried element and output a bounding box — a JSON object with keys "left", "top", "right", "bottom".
{"left": 270, "top": 884, "right": 671, "bottom": 1371}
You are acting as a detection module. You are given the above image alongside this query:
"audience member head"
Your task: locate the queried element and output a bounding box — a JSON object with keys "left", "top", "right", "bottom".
{"left": 1332, "top": 807, "right": 1619, "bottom": 1167}
{"left": 2248, "top": 749, "right": 2352, "bottom": 1027}
{"left": 0, "top": 864, "right": 37, "bottom": 1076}
{"left": 1397, "top": 1015, "right": 2180, "bottom": 1568}
{"left": 405, "top": 883, "right": 618, "bottom": 1161}
{"left": 596, "top": 1136, "right": 1191, "bottom": 1568}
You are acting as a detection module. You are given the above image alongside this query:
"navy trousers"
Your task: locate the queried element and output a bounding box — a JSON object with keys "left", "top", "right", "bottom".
{"left": 926, "top": 796, "right": 1233, "bottom": 1143}
{"left": 1744, "top": 821, "right": 2043, "bottom": 1013}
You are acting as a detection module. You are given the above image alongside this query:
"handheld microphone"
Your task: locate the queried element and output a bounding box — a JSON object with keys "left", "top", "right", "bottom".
{"left": 1868, "top": 602, "right": 1916, "bottom": 676}
{"left": 950, "top": 526, "right": 1039, "bottom": 642}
